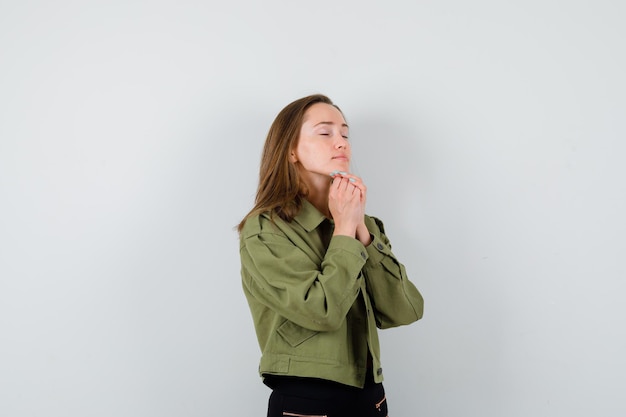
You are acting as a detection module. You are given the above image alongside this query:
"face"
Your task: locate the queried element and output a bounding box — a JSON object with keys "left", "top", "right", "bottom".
{"left": 291, "top": 102, "right": 350, "bottom": 181}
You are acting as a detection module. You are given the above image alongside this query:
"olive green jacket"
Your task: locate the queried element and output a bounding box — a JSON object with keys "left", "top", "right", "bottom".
{"left": 239, "top": 200, "right": 424, "bottom": 388}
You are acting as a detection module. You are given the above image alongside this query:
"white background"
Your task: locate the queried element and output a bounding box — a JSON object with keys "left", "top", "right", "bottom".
{"left": 1, "top": 1, "right": 625, "bottom": 416}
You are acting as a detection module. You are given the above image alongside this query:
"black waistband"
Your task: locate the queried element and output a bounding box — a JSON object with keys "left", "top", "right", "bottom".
{"left": 264, "top": 363, "right": 377, "bottom": 393}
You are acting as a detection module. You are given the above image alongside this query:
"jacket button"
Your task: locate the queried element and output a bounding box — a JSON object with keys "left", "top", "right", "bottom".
{"left": 361, "top": 252, "right": 366, "bottom": 259}
{"left": 376, "top": 243, "right": 384, "bottom": 250}
{"left": 377, "top": 368, "right": 383, "bottom": 376}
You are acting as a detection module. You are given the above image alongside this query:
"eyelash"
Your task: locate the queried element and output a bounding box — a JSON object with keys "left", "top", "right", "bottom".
{"left": 320, "top": 133, "right": 349, "bottom": 139}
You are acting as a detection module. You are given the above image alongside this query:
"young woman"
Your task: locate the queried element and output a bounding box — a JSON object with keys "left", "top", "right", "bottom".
{"left": 238, "top": 94, "right": 424, "bottom": 417}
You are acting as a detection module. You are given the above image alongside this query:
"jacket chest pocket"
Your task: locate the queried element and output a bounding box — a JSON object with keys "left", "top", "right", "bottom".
{"left": 277, "top": 320, "right": 319, "bottom": 347}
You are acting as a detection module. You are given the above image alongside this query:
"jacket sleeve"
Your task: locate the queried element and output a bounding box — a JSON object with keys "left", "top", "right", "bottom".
{"left": 240, "top": 230, "right": 368, "bottom": 332}
{"left": 362, "top": 216, "right": 424, "bottom": 329}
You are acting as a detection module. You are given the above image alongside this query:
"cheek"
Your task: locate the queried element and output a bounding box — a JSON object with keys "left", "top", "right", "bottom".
{"left": 297, "top": 143, "right": 319, "bottom": 161}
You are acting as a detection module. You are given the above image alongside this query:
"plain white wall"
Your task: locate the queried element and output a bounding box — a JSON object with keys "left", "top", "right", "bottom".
{"left": 1, "top": 1, "right": 625, "bottom": 416}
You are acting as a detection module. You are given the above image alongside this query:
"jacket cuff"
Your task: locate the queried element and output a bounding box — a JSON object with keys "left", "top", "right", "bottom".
{"left": 328, "top": 235, "right": 369, "bottom": 263}
{"left": 364, "top": 234, "right": 390, "bottom": 265}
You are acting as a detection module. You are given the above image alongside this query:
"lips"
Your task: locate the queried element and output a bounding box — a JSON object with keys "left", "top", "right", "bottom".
{"left": 332, "top": 155, "right": 349, "bottom": 161}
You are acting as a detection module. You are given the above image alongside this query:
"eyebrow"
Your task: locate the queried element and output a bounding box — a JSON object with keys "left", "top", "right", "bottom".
{"left": 314, "top": 121, "right": 349, "bottom": 128}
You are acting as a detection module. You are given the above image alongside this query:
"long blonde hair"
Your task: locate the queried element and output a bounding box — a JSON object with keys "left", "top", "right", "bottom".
{"left": 237, "top": 94, "right": 341, "bottom": 232}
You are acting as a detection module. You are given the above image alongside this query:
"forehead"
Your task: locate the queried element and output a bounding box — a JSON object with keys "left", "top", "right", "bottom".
{"left": 302, "top": 102, "right": 347, "bottom": 126}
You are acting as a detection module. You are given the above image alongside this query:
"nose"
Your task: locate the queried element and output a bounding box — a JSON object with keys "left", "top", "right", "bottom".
{"left": 335, "top": 133, "right": 349, "bottom": 148}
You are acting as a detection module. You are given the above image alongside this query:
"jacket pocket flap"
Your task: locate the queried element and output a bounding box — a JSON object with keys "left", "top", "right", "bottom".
{"left": 277, "top": 320, "right": 318, "bottom": 347}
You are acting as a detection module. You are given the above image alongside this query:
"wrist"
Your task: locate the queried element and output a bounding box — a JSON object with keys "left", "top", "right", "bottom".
{"left": 333, "top": 223, "right": 357, "bottom": 238}
{"left": 356, "top": 223, "right": 372, "bottom": 246}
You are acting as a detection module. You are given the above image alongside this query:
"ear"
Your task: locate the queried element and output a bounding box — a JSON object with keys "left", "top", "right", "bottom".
{"left": 289, "top": 151, "right": 298, "bottom": 163}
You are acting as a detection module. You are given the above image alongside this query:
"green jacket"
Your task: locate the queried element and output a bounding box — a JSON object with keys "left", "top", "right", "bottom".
{"left": 239, "top": 200, "right": 424, "bottom": 388}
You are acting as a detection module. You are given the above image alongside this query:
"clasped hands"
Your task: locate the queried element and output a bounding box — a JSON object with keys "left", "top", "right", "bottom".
{"left": 328, "top": 171, "right": 372, "bottom": 246}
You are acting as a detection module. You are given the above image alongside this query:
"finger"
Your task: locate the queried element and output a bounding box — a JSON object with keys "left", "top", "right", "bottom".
{"left": 331, "top": 171, "right": 361, "bottom": 182}
{"left": 333, "top": 172, "right": 366, "bottom": 191}
{"left": 329, "top": 177, "right": 349, "bottom": 196}
{"left": 331, "top": 175, "right": 346, "bottom": 191}
{"left": 338, "top": 177, "right": 352, "bottom": 192}
{"left": 346, "top": 178, "right": 366, "bottom": 196}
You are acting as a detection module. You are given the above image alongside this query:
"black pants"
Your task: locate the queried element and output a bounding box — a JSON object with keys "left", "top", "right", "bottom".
{"left": 266, "top": 374, "right": 388, "bottom": 417}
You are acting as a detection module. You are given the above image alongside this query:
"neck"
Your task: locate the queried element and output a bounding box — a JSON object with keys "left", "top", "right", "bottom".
{"left": 302, "top": 173, "right": 332, "bottom": 218}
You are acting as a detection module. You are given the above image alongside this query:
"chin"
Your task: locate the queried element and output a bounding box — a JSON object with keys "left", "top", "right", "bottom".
{"left": 332, "top": 161, "right": 350, "bottom": 169}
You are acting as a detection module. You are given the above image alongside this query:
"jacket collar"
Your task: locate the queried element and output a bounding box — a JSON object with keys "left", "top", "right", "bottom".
{"left": 293, "top": 199, "right": 328, "bottom": 232}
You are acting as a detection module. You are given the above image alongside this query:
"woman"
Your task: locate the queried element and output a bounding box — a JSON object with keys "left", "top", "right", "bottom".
{"left": 238, "top": 94, "right": 424, "bottom": 417}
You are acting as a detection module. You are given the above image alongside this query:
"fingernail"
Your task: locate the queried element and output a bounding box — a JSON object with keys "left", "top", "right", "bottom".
{"left": 338, "top": 171, "right": 348, "bottom": 175}
{"left": 330, "top": 170, "right": 339, "bottom": 177}
{"left": 349, "top": 178, "right": 356, "bottom": 183}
